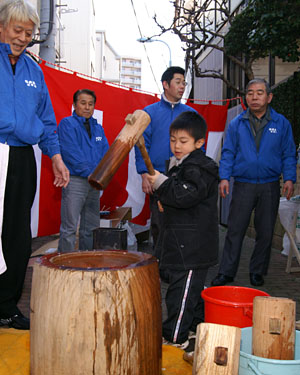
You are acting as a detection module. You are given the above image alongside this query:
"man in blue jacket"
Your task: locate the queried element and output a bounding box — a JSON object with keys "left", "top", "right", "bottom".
{"left": 58, "top": 89, "right": 109, "bottom": 252}
{"left": 212, "top": 78, "right": 296, "bottom": 287}
{"left": 135, "top": 66, "right": 196, "bottom": 247}
{"left": 0, "top": 0, "right": 69, "bottom": 330}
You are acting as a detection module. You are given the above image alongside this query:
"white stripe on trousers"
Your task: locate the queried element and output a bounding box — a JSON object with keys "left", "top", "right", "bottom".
{"left": 173, "top": 270, "right": 193, "bottom": 343}
{"left": 0, "top": 144, "right": 9, "bottom": 274}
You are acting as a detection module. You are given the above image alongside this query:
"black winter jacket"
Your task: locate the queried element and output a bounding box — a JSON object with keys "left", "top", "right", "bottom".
{"left": 154, "top": 149, "right": 219, "bottom": 270}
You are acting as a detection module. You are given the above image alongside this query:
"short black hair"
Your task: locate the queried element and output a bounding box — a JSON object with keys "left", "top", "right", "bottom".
{"left": 73, "top": 89, "right": 96, "bottom": 104}
{"left": 161, "top": 66, "right": 185, "bottom": 85}
{"left": 170, "top": 111, "right": 207, "bottom": 141}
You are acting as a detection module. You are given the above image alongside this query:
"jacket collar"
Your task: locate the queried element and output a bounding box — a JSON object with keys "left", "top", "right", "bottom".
{"left": 72, "top": 110, "right": 96, "bottom": 125}
{"left": 0, "top": 42, "right": 26, "bottom": 60}
{"left": 242, "top": 106, "right": 277, "bottom": 123}
{"left": 168, "top": 154, "right": 190, "bottom": 170}
{"left": 161, "top": 93, "right": 181, "bottom": 108}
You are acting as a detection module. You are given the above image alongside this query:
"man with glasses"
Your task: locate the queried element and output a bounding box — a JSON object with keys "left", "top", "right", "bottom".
{"left": 135, "top": 66, "right": 196, "bottom": 248}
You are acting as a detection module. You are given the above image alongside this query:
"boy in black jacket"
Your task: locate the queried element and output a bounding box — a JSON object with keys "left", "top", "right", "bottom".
{"left": 147, "top": 111, "right": 219, "bottom": 350}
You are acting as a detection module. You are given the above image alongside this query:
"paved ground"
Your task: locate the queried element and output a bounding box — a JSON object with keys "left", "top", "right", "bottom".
{"left": 18, "top": 225, "right": 300, "bottom": 322}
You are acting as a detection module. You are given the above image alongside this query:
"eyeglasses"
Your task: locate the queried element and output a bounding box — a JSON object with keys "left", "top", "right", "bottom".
{"left": 173, "top": 80, "right": 188, "bottom": 87}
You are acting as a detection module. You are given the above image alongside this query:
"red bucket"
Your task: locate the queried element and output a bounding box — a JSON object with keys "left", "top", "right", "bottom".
{"left": 201, "top": 286, "right": 270, "bottom": 328}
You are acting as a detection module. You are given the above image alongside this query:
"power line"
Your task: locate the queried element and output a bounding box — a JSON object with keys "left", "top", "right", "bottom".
{"left": 142, "top": 1, "right": 170, "bottom": 68}
{"left": 129, "top": 0, "right": 161, "bottom": 92}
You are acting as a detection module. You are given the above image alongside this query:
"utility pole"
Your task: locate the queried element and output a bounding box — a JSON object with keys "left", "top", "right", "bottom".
{"left": 39, "top": 0, "right": 57, "bottom": 63}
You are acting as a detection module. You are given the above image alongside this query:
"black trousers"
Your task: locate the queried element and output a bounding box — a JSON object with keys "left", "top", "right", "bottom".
{"left": 162, "top": 268, "right": 208, "bottom": 344}
{"left": 219, "top": 180, "right": 280, "bottom": 278}
{"left": 0, "top": 146, "right": 36, "bottom": 317}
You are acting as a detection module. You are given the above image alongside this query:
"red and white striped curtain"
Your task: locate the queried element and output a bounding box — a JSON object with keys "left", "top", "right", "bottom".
{"left": 31, "top": 62, "right": 229, "bottom": 237}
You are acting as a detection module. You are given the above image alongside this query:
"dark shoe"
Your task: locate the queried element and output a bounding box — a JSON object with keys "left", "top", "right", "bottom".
{"left": 0, "top": 313, "right": 30, "bottom": 330}
{"left": 211, "top": 274, "right": 234, "bottom": 286}
{"left": 250, "top": 273, "right": 264, "bottom": 286}
{"left": 183, "top": 351, "right": 194, "bottom": 365}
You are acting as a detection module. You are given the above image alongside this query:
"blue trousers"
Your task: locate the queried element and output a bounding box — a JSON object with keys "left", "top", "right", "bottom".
{"left": 58, "top": 176, "right": 100, "bottom": 252}
{"left": 219, "top": 181, "right": 280, "bottom": 277}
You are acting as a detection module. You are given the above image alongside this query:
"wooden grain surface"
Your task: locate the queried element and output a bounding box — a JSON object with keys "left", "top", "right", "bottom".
{"left": 252, "top": 296, "right": 296, "bottom": 360}
{"left": 30, "top": 251, "right": 162, "bottom": 374}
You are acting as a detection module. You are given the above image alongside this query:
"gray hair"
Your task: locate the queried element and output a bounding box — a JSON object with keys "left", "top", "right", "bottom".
{"left": 246, "top": 78, "right": 272, "bottom": 95}
{"left": 0, "top": 0, "right": 39, "bottom": 33}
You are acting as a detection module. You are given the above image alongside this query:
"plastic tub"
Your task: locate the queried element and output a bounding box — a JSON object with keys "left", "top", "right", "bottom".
{"left": 239, "top": 327, "right": 300, "bottom": 375}
{"left": 201, "top": 286, "right": 270, "bottom": 328}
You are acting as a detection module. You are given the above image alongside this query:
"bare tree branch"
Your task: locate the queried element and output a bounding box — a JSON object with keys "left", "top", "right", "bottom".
{"left": 151, "top": 0, "right": 254, "bottom": 95}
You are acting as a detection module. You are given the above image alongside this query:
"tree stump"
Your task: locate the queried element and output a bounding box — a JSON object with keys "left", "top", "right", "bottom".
{"left": 30, "top": 250, "right": 162, "bottom": 375}
{"left": 252, "top": 296, "right": 296, "bottom": 360}
{"left": 193, "top": 323, "right": 241, "bottom": 375}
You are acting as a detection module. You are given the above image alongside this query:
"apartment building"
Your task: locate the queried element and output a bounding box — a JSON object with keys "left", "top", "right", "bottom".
{"left": 120, "top": 56, "right": 142, "bottom": 90}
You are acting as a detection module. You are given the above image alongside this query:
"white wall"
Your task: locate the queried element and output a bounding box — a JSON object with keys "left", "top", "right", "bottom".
{"left": 57, "top": 0, "right": 96, "bottom": 76}
{"left": 95, "top": 31, "right": 121, "bottom": 83}
{"left": 193, "top": 44, "right": 224, "bottom": 101}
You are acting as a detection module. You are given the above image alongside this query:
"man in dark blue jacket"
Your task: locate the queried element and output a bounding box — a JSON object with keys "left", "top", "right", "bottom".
{"left": 135, "top": 66, "right": 196, "bottom": 246}
{"left": 0, "top": 0, "right": 69, "bottom": 330}
{"left": 212, "top": 78, "right": 296, "bottom": 287}
{"left": 58, "top": 89, "right": 109, "bottom": 252}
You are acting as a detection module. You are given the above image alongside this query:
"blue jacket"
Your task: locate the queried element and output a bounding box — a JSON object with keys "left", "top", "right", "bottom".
{"left": 0, "top": 43, "right": 60, "bottom": 157}
{"left": 220, "top": 107, "right": 296, "bottom": 183}
{"left": 135, "top": 96, "right": 197, "bottom": 174}
{"left": 58, "top": 111, "right": 109, "bottom": 178}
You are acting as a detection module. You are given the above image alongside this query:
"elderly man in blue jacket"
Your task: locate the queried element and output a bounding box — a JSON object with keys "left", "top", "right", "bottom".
{"left": 57, "top": 89, "right": 109, "bottom": 252}
{"left": 0, "top": 0, "right": 69, "bottom": 330}
{"left": 135, "top": 66, "right": 197, "bottom": 247}
{"left": 212, "top": 78, "right": 296, "bottom": 287}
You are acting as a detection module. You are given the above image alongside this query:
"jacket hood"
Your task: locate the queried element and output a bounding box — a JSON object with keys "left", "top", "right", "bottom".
{"left": 184, "top": 149, "right": 219, "bottom": 180}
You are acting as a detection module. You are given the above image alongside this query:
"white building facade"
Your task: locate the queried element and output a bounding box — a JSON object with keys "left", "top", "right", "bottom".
{"left": 29, "top": 0, "right": 142, "bottom": 88}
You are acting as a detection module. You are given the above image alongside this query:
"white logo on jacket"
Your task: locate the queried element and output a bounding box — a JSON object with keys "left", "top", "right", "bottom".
{"left": 25, "top": 80, "right": 37, "bottom": 88}
{"left": 95, "top": 137, "right": 102, "bottom": 141}
{"left": 269, "top": 128, "right": 277, "bottom": 134}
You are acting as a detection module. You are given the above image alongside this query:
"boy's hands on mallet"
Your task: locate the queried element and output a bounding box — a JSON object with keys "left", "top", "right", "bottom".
{"left": 147, "top": 170, "right": 161, "bottom": 186}
{"left": 147, "top": 170, "right": 164, "bottom": 212}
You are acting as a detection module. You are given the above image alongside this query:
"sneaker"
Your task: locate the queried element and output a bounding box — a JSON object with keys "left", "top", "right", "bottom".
{"left": 162, "top": 337, "right": 189, "bottom": 350}
{"left": 188, "top": 330, "right": 196, "bottom": 340}
{"left": 0, "top": 313, "right": 30, "bottom": 330}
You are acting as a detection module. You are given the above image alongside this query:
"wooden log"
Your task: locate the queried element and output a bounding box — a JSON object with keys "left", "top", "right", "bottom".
{"left": 252, "top": 296, "right": 296, "bottom": 360}
{"left": 88, "top": 110, "right": 151, "bottom": 190}
{"left": 30, "top": 250, "right": 162, "bottom": 375}
{"left": 193, "top": 323, "right": 241, "bottom": 375}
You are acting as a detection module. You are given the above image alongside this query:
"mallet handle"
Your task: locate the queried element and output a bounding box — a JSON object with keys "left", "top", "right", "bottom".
{"left": 136, "top": 136, "right": 155, "bottom": 176}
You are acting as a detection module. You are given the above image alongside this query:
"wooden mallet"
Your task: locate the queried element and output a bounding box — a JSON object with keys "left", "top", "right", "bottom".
{"left": 88, "top": 110, "right": 155, "bottom": 190}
